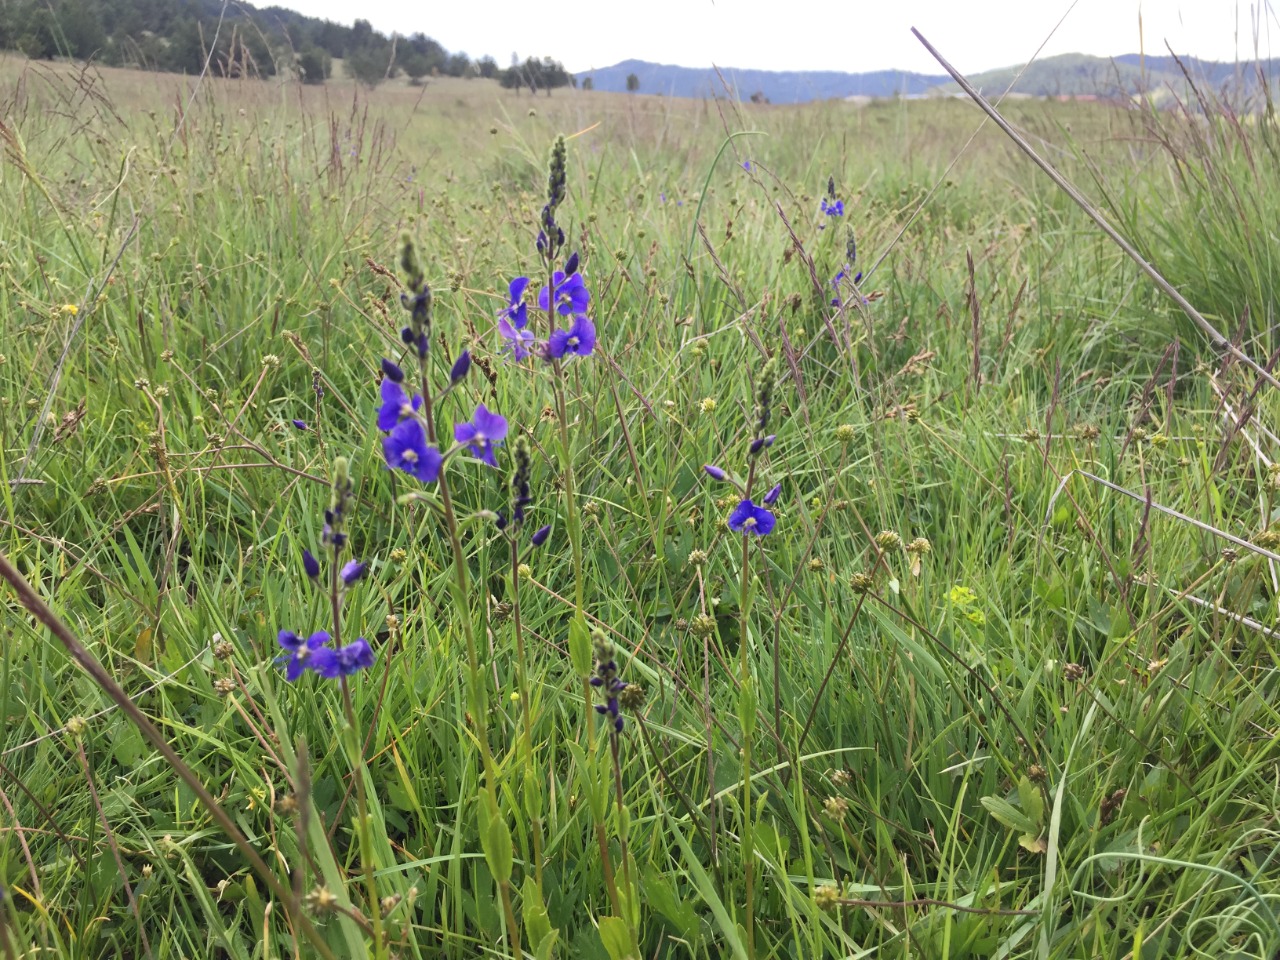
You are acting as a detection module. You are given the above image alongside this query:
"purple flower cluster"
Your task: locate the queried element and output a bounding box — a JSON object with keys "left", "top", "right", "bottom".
{"left": 278, "top": 629, "right": 375, "bottom": 681}
{"left": 590, "top": 633, "right": 628, "bottom": 732}
{"left": 498, "top": 256, "right": 596, "bottom": 363}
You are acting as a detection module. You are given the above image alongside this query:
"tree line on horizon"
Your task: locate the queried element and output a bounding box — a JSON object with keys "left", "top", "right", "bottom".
{"left": 0, "top": 0, "right": 575, "bottom": 90}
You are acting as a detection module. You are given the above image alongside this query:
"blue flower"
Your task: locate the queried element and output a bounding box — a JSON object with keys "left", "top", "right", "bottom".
{"left": 830, "top": 267, "right": 864, "bottom": 308}
{"left": 302, "top": 549, "right": 320, "bottom": 579}
{"left": 762, "top": 483, "right": 782, "bottom": 506}
{"left": 531, "top": 524, "right": 551, "bottom": 547}
{"left": 501, "top": 277, "right": 530, "bottom": 330}
{"left": 383, "top": 418, "right": 442, "bottom": 483}
{"left": 728, "top": 499, "right": 775, "bottom": 536}
{"left": 820, "top": 197, "right": 844, "bottom": 217}
{"left": 499, "top": 314, "right": 537, "bottom": 361}
{"left": 278, "top": 629, "right": 330, "bottom": 681}
{"left": 547, "top": 314, "right": 596, "bottom": 359}
{"left": 309, "top": 638, "right": 376, "bottom": 679}
{"left": 538, "top": 270, "right": 590, "bottom": 316}
{"left": 377, "top": 377, "right": 422, "bottom": 432}
{"left": 742, "top": 160, "right": 752, "bottom": 171}
{"left": 454, "top": 403, "right": 508, "bottom": 467}
{"left": 340, "top": 560, "right": 366, "bottom": 584}
{"left": 291, "top": 419, "right": 308, "bottom": 430}
{"left": 704, "top": 464, "right": 728, "bottom": 481}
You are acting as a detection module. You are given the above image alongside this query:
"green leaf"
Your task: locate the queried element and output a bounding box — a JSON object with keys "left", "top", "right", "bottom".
{"left": 522, "top": 877, "right": 558, "bottom": 959}
{"left": 597, "top": 916, "right": 636, "bottom": 960}
{"left": 477, "top": 795, "right": 513, "bottom": 883}
{"left": 980, "top": 796, "right": 1037, "bottom": 835}
{"left": 569, "top": 614, "right": 592, "bottom": 677}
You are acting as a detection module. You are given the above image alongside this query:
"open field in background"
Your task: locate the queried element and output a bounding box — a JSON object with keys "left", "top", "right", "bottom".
{"left": 2, "top": 52, "right": 1280, "bottom": 959}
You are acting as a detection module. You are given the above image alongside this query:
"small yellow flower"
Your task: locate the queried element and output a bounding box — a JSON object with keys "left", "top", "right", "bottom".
{"left": 61, "top": 303, "right": 79, "bottom": 315}
{"left": 948, "top": 585, "right": 978, "bottom": 607}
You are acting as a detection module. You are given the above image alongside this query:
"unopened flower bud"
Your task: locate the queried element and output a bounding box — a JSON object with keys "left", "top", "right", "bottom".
{"left": 381, "top": 357, "right": 405, "bottom": 383}
{"left": 302, "top": 549, "right": 320, "bottom": 579}
{"left": 703, "top": 464, "right": 728, "bottom": 482}
{"left": 450, "top": 350, "right": 471, "bottom": 383}
{"left": 339, "top": 560, "right": 366, "bottom": 585}
{"left": 530, "top": 524, "right": 551, "bottom": 547}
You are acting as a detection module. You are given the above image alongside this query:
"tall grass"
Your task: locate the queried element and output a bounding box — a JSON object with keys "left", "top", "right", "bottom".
{"left": 0, "top": 57, "right": 1277, "bottom": 959}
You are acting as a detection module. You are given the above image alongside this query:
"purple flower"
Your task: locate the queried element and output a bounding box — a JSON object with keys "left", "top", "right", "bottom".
{"left": 309, "top": 638, "right": 376, "bottom": 679}
{"left": 762, "top": 483, "right": 782, "bottom": 506}
{"left": 453, "top": 403, "right": 508, "bottom": 467}
{"left": 291, "top": 419, "right": 308, "bottom": 430}
{"left": 538, "top": 270, "right": 590, "bottom": 316}
{"left": 742, "top": 160, "right": 752, "bottom": 171}
{"left": 749, "top": 434, "right": 776, "bottom": 455}
{"left": 501, "top": 277, "right": 530, "bottom": 330}
{"left": 704, "top": 464, "right": 728, "bottom": 481}
{"left": 531, "top": 524, "right": 551, "bottom": 547}
{"left": 277, "top": 629, "right": 330, "bottom": 681}
{"left": 383, "top": 418, "right": 442, "bottom": 483}
{"left": 728, "top": 499, "right": 775, "bottom": 536}
{"left": 340, "top": 560, "right": 366, "bottom": 584}
{"left": 830, "top": 267, "right": 865, "bottom": 308}
{"left": 302, "top": 549, "right": 320, "bottom": 579}
{"left": 499, "top": 315, "right": 537, "bottom": 361}
{"left": 820, "top": 197, "right": 844, "bottom": 217}
{"left": 377, "top": 377, "right": 422, "bottom": 432}
{"left": 546, "top": 314, "right": 596, "bottom": 360}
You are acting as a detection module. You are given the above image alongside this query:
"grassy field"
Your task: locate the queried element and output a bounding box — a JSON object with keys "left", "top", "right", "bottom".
{"left": 2, "top": 54, "right": 1280, "bottom": 959}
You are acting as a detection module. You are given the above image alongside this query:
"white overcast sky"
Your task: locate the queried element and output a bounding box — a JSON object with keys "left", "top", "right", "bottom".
{"left": 277, "top": 1, "right": 1276, "bottom": 74}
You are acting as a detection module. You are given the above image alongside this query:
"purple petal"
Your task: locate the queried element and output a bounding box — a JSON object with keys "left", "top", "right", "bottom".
{"left": 508, "top": 276, "right": 529, "bottom": 303}
{"left": 308, "top": 647, "right": 338, "bottom": 678}
{"left": 278, "top": 629, "right": 302, "bottom": 652}
{"left": 753, "top": 506, "right": 776, "bottom": 535}
{"left": 340, "top": 561, "right": 366, "bottom": 585}
{"left": 571, "top": 315, "right": 596, "bottom": 355}
{"left": 727, "top": 500, "right": 754, "bottom": 532}
{"left": 454, "top": 422, "right": 478, "bottom": 445}
{"left": 472, "top": 404, "right": 508, "bottom": 441}
{"left": 546, "top": 328, "right": 570, "bottom": 359}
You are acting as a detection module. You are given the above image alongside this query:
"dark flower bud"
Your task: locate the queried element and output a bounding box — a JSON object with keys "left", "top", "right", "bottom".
{"left": 704, "top": 464, "right": 728, "bottom": 481}
{"left": 763, "top": 483, "right": 782, "bottom": 506}
{"left": 381, "top": 357, "right": 405, "bottom": 383}
{"left": 531, "top": 524, "right": 551, "bottom": 547}
{"left": 564, "top": 251, "right": 579, "bottom": 276}
{"left": 292, "top": 419, "right": 308, "bottom": 430}
{"left": 302, "top": 549, "right": 321, "bottom": 579}
{"left": 495, "top": 511, "right": 508, "bottom": 530}
{"left": 340, "top": 560, "right": 366, "bottom": 584}
{"left": 450, "top": 350, "right": 471, "bottom": 383}
{"left": 400, "top": 327, "right": 415, "bottom": 346}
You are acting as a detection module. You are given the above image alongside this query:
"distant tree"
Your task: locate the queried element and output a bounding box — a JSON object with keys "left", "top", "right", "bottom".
{"left": 297, "top": 46, "right": 330, "bottom": 83}
{"left": 626, "top": 72, "right": 639, "bottom": 93}
{"left": 476, "top": 55, "right": 498, "bottom": 79}
{"left": 58, "top": 0, "right": 107, "bottom": 60}
{"left": 581, "top": 76, "right": 593, "bottom": 90}
{"left": 749, "top": 90, "right": 769, "bottom": 104}
{"left": 345, "top": 42, "right": 396, "bottom": 86}
{"left": 442, "top": 52, "right": 468, "bottom": 76}
{"left": 500, "top": 56, "right": 572, "bottom": 96}
{"left": 14, "top": 6, "right": 59, "bottom": 60}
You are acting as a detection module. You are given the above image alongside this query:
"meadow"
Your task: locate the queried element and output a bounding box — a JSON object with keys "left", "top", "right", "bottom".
{"left": 2, "top": 52, "right": 1280, "bottom": 959}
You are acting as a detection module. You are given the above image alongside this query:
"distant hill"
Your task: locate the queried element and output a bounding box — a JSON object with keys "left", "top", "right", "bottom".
{"left": 574, "top": 58, "right": 948, "bottom": 103}
{"left": 578, "top": 54, "right": 1280, "bottom": 103}
{"left": 948, "top": 52, "right": 1280, "bottom": 98}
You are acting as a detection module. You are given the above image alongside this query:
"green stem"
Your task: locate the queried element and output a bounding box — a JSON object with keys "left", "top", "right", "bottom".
{"left": 422, "top": 369, "right": 521, "bottom": 954}
{"left": 511, "top": 536, "right": 545, "bottom": 890}
{"left": 341, "top": 679, "right": 385, "bottom": 960}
